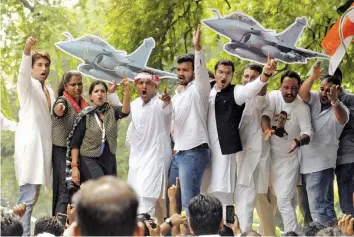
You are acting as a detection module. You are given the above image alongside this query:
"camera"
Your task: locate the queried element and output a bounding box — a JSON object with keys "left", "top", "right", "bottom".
{"left": 137, "top": 213, "right": 156, "bottom": 236}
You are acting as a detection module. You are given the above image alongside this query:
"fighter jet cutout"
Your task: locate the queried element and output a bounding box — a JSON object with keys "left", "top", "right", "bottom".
{"left": 202, "top": 9, "right": 330, "bottom": 64}
{"left": 55, "top": 32, "right": 177, "bottom": 83}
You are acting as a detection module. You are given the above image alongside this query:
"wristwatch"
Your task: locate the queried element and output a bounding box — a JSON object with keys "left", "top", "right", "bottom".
{"left": 165, "top": 218, "right": 173, "bottom": 228}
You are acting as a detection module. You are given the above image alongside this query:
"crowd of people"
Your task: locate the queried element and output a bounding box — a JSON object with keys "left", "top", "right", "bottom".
{"left": 1, "top": 24, "right": 353, "bottom": 236}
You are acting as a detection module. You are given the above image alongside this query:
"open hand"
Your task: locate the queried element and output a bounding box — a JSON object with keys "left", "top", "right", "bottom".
{"left": 288, "top": 139, "right": 299, "bottom": 153}
{"left": 327, "top": 85, "right": 340, "bottom": 103}
{"left": 338, "top": 214, "right": 354, "bottom": 236}
{"left": 310, "top": 61, "right": 324, "bottom": 81}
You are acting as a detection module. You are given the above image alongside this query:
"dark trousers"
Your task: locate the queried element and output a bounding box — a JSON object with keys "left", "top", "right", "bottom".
{"left": 52, "top": 145, "right": 69, "bottom": 216}
{"left": 79, "top": 153, "right": 117, "bottom": 183}
{"left": 335, "top": 162, "right": 354, "bottom": 216}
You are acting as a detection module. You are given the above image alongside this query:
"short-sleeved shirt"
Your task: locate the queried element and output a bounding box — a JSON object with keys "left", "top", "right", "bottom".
{"left": 300, "top": 92, "right": 349, "bottom": 174}
{"left": 337, "top": 89, "right": 354, "bottom": 165}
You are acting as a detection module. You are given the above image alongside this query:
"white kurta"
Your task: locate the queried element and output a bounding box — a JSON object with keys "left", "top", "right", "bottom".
{"left": 237, "top": 95, "right": 270, "bottom": 193}
{"left": 126, "top": 94, "right": 172, "bottom": 199}
{"left": 262, "top": 90, "right": 313, "bottom": 198}
{"left": 15, "top": 54, "right": 55, "bottom": 189}
{"left": 203, "top": 77, "right": 266, "bottom": 194}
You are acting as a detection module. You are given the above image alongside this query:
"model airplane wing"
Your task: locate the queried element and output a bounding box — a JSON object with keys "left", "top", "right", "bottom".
{"left": 77, "top": 63, "right": 123, "bottom": 83}
{"left": 144, "top": 67, "right": 178, "bottom": 79}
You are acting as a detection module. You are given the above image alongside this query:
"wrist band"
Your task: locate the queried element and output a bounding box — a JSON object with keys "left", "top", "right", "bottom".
{"left": 71, "top": 163, "right": 78, "bottom": 168}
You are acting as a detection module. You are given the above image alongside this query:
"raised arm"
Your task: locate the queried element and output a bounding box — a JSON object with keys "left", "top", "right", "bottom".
{"left": 107, "top": 80, "right": 122, "bottom": 106}
{"left": 121, "top": 77, "right": 131, "bottom": 115}
{"left": 159, "top": 87, "right": 172, "bottom": 114}
{"left": 193, "top": 25, "right": 210, "bottom": 96}
{"left": 235, "top": 54, "right": 277, "bottom": 105}
{"left": 298, "top": 61, "right": 323, "bottom": 103}
{"left": 18, "top": 36, "right": 37, "bottom": 99}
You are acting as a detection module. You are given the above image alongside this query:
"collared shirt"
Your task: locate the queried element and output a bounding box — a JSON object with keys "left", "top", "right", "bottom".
{"left": 172, "top": 50, "right": 210, "bottom": 151}
{"left": 337, "top": 89, "right": 354, "bottom": 165}
{"left": 300, "top": 92, "right": 349, "bottom": 174}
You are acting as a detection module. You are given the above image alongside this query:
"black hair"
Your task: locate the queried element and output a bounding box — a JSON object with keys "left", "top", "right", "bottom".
{"left": 320, "top": 75, "right": 341, "bottom": 87}
{"left": 333, "top": 68, "right": 342, "bottom": 82}
{"left": 214, "top": 60, "right": 235, "bottom": 73}
{"left": 284, "top": 231, "right": 299, "bottom": 236}
{"left": 0, "top": 213, "right": 23, "bottom": 236}
{"left": 304, "top": 222, "right": 325, "bottom": 236}
{"left": 244, "top": 63, "right": 263, "bottom": 75}
{"left": 34, "top": 216, "right": 64, "bottom": 236}
{"left": 177, "top": 53, "right": 195, "bottom": 71}
{"left": 280, "top": 70, "right": 302, "bottom": 86}
{"left": 73, "top": 176, "right": 139, "bottom": 236}
{"left": 89, "top": 80, "right": 108, "bottom": 95}
{"left": 240, "top": 230, "right": 261, "bottom": 236}
{"left": 57, "top": 70, "right": 82, "bottom": 97}
{"left": 219, "top": 224, "right": 234, "bottom": 236}
{"left": 189, "top": 194, "right": 223, "bottom": 236}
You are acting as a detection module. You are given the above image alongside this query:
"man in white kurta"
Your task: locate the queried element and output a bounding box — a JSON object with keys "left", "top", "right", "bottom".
{"left": 126, "top": 71, "right": 172, "bottom": 223}
{"left": 15, "top": 36, "right": 55, "bottom": 236}
{"left": 235, "top": 64, "right": 271, "bottom": 232}
{"left": 261, "top": 70, "right": 313, "bottom": 233}
{"left": 203, "top": 57, "right": 276, "bottom": 230}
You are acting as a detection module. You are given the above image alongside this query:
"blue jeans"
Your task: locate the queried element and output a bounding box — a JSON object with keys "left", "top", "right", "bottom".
{"left": 168, "top": 146, "right": 210, "bottom": 215}
{"left": 335, "top": 162, "right": 354, "bottom": 216}
{"left": 301, "top": 168, "right": 336, "bottom": 225}
{"left": 18, "top": 184, "right": 41, "bottom": 236}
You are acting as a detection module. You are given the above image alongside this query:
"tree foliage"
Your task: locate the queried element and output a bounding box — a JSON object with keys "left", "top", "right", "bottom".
{"left": 1, "top": 0, "right": 352, "bottom": 227}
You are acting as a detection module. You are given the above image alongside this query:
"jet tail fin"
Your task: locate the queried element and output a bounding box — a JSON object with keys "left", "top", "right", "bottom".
{"left": 277, "top": 17, "right": 308, "bottom": 46}
{"left": 126, "top": 37, "right": 155, "bottom": 67}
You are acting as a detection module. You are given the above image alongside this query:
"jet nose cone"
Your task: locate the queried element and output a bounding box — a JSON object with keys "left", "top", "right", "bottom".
{"left": 202, "top": 19, "right": 219, "bottom": 29}
{"left": 55, "top": 42, "right": 70, "bottom": 52}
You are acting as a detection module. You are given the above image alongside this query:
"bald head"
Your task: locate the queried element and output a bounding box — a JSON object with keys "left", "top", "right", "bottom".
{"left": 73, "top": 176, "right": 139, "bottom": 236}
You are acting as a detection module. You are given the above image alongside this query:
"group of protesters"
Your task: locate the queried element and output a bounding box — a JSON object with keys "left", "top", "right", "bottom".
{"left": 2, "top": 24, "right": 354, "bottom": 236}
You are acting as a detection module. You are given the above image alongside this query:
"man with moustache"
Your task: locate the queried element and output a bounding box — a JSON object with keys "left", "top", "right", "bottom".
{"left": 202, "top": 58, "right": 276, "bottom": 231}
{"left": 15, "top": 35, "right": 55, "bottom": 236}
{"left": 168, "top": 25, "right": 211, "bottom": 215}
{"left": 298, "top": 62, "right": 349, "bottom": 224}
{"left": 261, "top": 70, "right": 313, "bottom": 233}
{"left": 126, "top": 70, "right": 172, "bottom": 223}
